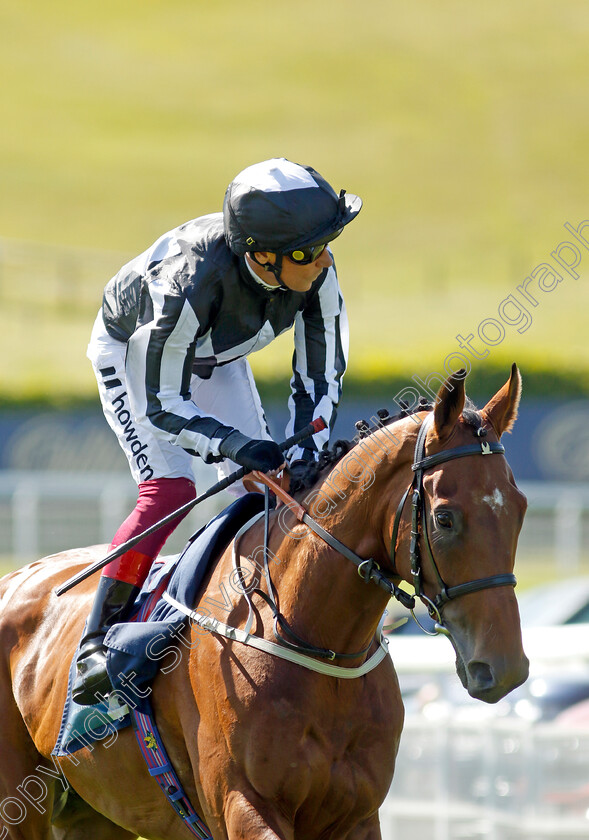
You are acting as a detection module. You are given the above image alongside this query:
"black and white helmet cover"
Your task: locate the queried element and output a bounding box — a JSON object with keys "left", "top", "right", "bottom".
{"left": 223, "top": 157, "right": 362, "bottom": 256}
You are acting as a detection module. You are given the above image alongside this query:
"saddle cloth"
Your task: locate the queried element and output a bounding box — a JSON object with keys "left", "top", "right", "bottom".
{"left": 53, "top": 492, "right": 266, "bottom": 757}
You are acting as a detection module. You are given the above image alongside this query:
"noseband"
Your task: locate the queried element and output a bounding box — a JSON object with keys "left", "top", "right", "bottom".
{"left": 390, "top": 412, "right": 517, "bottom": 628}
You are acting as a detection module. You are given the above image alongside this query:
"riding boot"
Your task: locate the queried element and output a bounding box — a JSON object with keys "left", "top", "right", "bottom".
{"left": 71, "top": 575, "right": 140, "bottom": 706}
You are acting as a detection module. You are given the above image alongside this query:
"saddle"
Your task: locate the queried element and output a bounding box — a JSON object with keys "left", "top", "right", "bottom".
{"left": 53, "top": 492, "right": 267, "bottom": 757}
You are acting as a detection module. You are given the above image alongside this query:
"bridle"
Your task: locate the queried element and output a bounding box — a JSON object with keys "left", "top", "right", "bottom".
{"left": 244, "top": 409, "right": 516, "bottom": 650}
{"left": 389, "top": 412, "right": 517, "bottom": 632}
{"left": 249, "top": 409, "right": 517, "bottom": 650}
{"left": 167, "top": 411, "right": 518, "bottom": 673}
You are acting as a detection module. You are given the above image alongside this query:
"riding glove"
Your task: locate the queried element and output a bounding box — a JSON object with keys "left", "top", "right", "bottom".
{"left": 219, "top": 431, "right": 284, "bottom": 472}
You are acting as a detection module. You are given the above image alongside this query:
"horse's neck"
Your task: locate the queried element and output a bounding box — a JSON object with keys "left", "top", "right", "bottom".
{"left": 266, "top": 426, "right": 416, "bottom": 653}
{"left": 302, "top": 422, "right": 417, "bottom": 560}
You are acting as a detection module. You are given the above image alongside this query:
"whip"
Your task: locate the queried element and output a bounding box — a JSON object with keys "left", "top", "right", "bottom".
{"left": 55, "top": 418, "right": 326, "bottom": 596}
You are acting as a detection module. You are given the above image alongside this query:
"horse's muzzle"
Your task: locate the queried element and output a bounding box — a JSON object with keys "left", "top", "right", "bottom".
{"left": 457, "top": 652, "right": 530, "bottom": 704}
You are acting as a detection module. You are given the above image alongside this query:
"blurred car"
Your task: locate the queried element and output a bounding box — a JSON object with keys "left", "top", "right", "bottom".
{"left": 507, "top": 670, "right": 589, "bottom": 722}
{"left": 553, "top": 696, "right": 589, "bottom": 726}
{"left": 514, "top": 576, "right": 589, "bottom": 627}
{"left": 400, "top": 664, "right": 589, "bottom": 724}
{"left": 386, "top": 575, "right": 589, "bottom": 636}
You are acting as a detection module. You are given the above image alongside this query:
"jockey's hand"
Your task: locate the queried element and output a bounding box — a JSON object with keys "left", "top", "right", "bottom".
{"left": 219, "top": 431, "right": 284, "bottom": 472}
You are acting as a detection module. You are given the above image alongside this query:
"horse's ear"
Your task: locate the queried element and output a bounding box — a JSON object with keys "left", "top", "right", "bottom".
{"left": 433, "top": 370, "right": 466, "bottom": 442}
{"left": 481, "top": 363, "right": 522, "bottom": 437}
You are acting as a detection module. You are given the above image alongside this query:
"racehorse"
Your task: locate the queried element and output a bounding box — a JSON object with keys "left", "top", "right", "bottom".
{"left": 0, "top": 365, "right": 529, "bottom": 840}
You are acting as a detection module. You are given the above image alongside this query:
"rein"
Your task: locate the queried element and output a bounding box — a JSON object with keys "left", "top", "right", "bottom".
{"left": 245, "top": 486, "right": 388, "bottom": 663}
{"left": 252, "top": 475, "right": 415, "bottom": 609}
{"left": 164, "top": 492, "right": 392, "bottom": 678}
{"left": 168, "top": 411, "right": 517, "bottom": 675}
{"left": 252, "top": 411, "right": 516, "bottom": 643}
{"left": 162, "top": 505, "right": 391, "bottom": 679}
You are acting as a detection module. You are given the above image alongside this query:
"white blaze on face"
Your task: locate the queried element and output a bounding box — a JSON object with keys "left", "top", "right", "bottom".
{"left": 482, "top": 487, "right": 505, "bottom": 513}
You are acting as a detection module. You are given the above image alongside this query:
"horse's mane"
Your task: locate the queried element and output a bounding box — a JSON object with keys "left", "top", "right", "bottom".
{"left": 289, "top": 397, "right": 482, "bottom": 494}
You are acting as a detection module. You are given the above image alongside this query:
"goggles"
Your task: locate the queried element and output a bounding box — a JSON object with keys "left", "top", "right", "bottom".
{"left": 284, "top": 228, "right": 343, "bottom": 265}
{"left": 286, "top": 243, "right": 327, "bottom": 264}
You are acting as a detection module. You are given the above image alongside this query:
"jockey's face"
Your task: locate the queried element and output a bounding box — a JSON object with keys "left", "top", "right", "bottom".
{"left": 252, "top": 247, "right": 334, "bottom": 292}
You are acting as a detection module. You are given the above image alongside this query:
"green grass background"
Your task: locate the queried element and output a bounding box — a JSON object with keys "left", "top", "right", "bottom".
{"left": 1, "top": 11, "right": 587, "bottom": 833}
{"left": 1, "top": 0, "right": 589, "bottom": 405}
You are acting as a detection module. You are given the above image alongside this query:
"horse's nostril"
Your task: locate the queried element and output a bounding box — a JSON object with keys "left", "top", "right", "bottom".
{"left": 468, "top": 660, "right": 494, "bottom": 688}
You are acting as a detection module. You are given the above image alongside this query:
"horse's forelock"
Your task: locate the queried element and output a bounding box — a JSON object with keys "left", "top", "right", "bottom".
{"left": 461, "top": 397, "right": 484, "bottom": 432}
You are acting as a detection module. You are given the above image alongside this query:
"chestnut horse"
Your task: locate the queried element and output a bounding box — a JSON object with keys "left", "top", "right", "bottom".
{"left": 0, "top": 366, "right": 528, "bottom": 840}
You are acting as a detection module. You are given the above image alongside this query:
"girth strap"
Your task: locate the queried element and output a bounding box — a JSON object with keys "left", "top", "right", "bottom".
{"left": 132, "top": 700, "right": 212, "bottom": 839}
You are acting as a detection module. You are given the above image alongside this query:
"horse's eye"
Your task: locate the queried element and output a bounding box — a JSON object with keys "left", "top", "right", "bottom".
{"left": 435, "top": 511, "right": 454, "bottom": 530}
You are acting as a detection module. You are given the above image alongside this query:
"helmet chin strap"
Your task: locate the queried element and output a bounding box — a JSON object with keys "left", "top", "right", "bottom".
{"left": 249, "top": 253, "right": 288, "bottom": 290}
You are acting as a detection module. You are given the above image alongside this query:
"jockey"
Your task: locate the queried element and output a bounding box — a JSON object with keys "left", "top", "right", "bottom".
{"left": 73, "top": 157, "right": 362, "bottom": 704}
